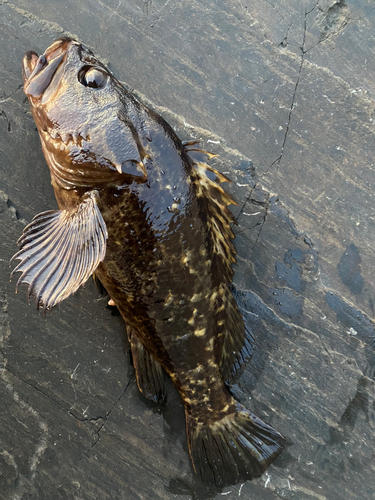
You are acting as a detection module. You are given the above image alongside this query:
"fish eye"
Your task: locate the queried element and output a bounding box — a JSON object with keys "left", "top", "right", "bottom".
{"left": 79, "top": 67, "right": 107, "bottom": 89}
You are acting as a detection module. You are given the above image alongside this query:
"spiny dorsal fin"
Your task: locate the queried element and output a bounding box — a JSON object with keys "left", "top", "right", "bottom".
{"left": 186, "top": 150, "right": 253, "bottom": 381}
{"left": 11, "top": 191, "right": 107, "bottom": 311}
{"left": 190, "top": 159, "right": 237, "bottom": 270}
{"left": 182, "top": 140, "right": 219, "bottom": 160}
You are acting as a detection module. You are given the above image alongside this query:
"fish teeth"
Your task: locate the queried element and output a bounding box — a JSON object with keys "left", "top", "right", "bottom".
{"left": 49, "top": 128, "right": 60, "bottom": 140}
{"left": 71, "top": 131, "right": 79, "bottom": 144}
{"left": 80, "top": 126, "right": 89, "bottom": 142}
{"left": 47, "top": 127, "right": 83, "bottom": 147}
{"left": 60, "top": 131, "right": 71, "bottom": 145}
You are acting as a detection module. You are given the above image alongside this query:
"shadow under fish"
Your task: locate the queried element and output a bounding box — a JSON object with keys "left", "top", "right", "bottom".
{"left": 10, "top": 37, "right": 285, "bottom": 486}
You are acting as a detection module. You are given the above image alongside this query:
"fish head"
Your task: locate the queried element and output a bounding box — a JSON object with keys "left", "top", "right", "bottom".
{"left": 23, "top": 38, "right": 147, "bottom": 189}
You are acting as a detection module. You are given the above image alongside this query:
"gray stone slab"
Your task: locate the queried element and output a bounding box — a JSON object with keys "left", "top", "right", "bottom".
{"left": 1, "top": 1, "right": 375, "bottom": 499}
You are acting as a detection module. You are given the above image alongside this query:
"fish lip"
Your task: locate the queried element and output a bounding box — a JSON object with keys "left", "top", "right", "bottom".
{"left": 22, "top": 50, "right": 39, "bottom": 81}
{"left": 22, "top": 37, "right": 77, "bottom": 97}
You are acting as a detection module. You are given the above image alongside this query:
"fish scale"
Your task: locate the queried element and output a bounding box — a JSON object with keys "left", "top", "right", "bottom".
{"left": 11, "top": 37, "right": 285, "bottom": 487}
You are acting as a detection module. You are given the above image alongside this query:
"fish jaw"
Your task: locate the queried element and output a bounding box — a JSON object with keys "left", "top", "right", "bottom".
{"left": 22, "top": 37, "right": 74, "bottom": 80}
{"left": 22, "top": 38, "right": 75, "bottom": 100}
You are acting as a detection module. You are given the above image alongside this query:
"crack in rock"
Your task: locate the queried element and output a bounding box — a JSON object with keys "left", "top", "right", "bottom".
{"left": 273, "top": 3, "right": 317, "bottom": 170}
{"left": 236, "top": 5, "right": 319, "bottom": 236}
{"left": 250, "top": 202, "right": 269, "bottom": 252}
{"left": 3, "top": 364, "right": 133, "bottom": 432}
{"left": 0, "top": 83, "right": 23, "bottom": 104}
{"left": 279, "top": 21, "right": 293, "bottom": 48}
{"left": 0, "top": 190, "right": 26, "bottom": 222}
{"left": 79, "top": 375, "right": 135, "bottom": 461}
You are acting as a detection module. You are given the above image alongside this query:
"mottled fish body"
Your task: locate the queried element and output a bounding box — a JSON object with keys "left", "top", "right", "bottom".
{"left": 11, "top": 38, "right": 285, "bottom": 485}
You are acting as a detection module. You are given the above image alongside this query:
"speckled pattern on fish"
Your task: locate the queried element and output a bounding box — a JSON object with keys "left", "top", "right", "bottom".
{"left": 11, "top": 38, "right": 285, "bottom": 486}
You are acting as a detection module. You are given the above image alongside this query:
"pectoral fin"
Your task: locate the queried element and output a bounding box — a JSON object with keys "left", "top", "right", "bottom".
{"left": 10, "top": 191, "right": 107, "bottom": 311}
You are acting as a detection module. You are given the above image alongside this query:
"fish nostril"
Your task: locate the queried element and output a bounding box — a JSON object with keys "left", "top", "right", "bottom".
{"left": 37, "top": 55, "right": 47, "bottom": 67}
{"left": 26, "top": 54, "right": 48, "bottom": 81}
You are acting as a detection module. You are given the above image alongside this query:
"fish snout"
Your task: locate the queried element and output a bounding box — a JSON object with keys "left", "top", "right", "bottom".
{"left": 22, "top": 38, "right": 75, "bottom": 99}
{"left": 44, "top": 37, "right": 76, "bottom": 61}
{"left": 22, "top": 38, "right": 74, "bottom": 80}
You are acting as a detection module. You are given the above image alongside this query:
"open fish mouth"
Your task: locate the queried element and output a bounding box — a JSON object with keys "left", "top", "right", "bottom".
{"left": 22, "top": 37, "right": 75, "bottom": 99}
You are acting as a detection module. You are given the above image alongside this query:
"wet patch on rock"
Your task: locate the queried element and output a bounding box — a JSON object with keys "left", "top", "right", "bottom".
{"left": 316, "top": 0, "right": 351, "bottom": 42}
{"left": 269, "top": 287, "right": 304, "bottom": 317}
{"left": 326, "top": 291, "right": 375, "bottom": 378}
{"left": 337, "top": 243, "right": 364, "bottom": 295}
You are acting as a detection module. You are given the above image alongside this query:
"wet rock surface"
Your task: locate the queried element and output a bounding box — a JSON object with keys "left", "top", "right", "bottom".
{"left": 1, "top": 1, "right": 375, "bottom": 499}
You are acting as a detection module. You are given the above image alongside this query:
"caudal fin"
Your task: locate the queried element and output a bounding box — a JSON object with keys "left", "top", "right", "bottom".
{"left": 186, "top": 403, "right": 285, "bottom": 486}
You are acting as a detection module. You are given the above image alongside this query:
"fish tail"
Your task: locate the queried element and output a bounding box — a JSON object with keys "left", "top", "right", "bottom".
{"left": 186, "top": 402, "right": 285, "bottom": 486}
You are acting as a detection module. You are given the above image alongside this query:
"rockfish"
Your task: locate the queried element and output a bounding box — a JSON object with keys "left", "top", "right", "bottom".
{"left": 11, "top": 38, "right": 285, "bottom": 486}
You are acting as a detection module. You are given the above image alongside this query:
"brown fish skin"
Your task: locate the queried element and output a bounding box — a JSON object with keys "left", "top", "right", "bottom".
{"left": 12, "top": 38, "right": 285, "bottom": 486}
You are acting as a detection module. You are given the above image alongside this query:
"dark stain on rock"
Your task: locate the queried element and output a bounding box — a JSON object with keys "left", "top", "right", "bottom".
{"left": 284, "top": 247, "right": 318, "bottom": 273}
{"left": 269, "top": 198, "right": 319, "bottom": 270}
{"left": 231, "top": 289, "right": 281, "bottom": 391}
{"left": 337, "top": 243, "right": 364, "bottom": 295}
{"left": 275, "top": 249, "right": 307, "bottom": 294}
{"left": 166, "top": 477, "right": 222, "bottom": 500}
{"left": 328, "top": 376, "right": 369, "bottom": 447}
{"left": 369, "top": 297, "right": 375, "bottom": 318}
{"left": 340, "top": 376, "right": 369, "bottom": 428}
{"left": 269, "top": 196, "right": 299, "bottom": 236}
{"left": 270, "top": 287, "right": 304, "bottom": 317}
{"left": 326, "top": 291, "right": 375, "bottom": 378}
{"left": 318, "top": 0, "right": 351, "bottom": 42}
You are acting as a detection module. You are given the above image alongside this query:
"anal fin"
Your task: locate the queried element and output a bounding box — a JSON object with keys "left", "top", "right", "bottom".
{"left": 128, "top": 326, "right": 166, "bottom": 404}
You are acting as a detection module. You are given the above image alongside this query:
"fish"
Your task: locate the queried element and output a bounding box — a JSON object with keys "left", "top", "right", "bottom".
{"left": 11, "top": 37, "right": 285, "bottom": 486}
